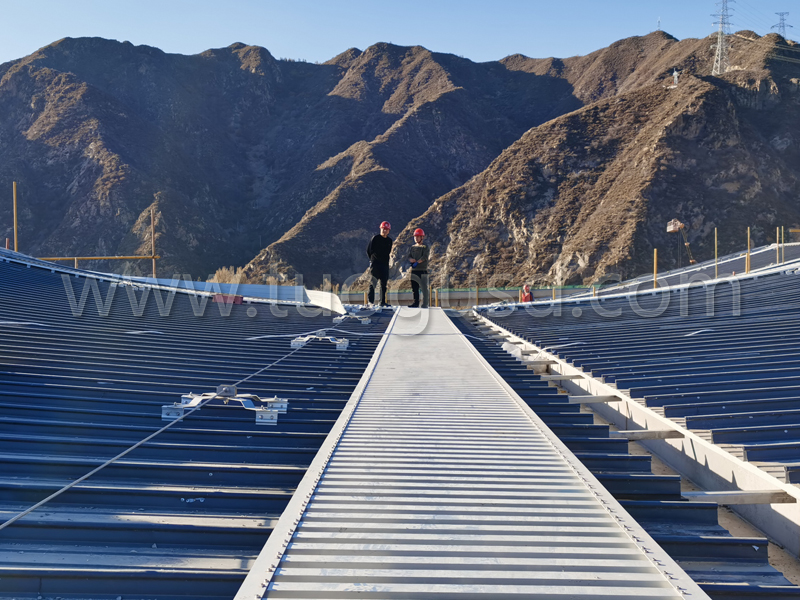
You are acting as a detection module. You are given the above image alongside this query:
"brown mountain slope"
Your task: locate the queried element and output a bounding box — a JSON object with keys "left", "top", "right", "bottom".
{"left": 240, "top": 44, "right": 590, "bottom": 286}
{"left": 1, "top": 32, "right": 797, "bottom": 285}
{"left": 0, "top": 37, "right": 588, "bottom": 279}
{"left": 388, "top": 32, "right": 800, "bottom": 288}
{"left": 245, "top": 32, "right": 711, "bottom": 285}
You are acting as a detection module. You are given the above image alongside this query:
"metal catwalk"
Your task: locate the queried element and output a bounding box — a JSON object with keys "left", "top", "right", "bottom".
{"left": 238, "top": 308, "right": 708, "bottom": 599}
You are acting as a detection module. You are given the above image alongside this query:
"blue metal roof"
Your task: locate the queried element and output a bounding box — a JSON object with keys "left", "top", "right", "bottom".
{"left": 455, "top": 296, "right": 800, "bottom": 600}
{"left": 588, "top": 243, "right": 800, "bottom": 297}
{"left": 5, "top": 246, "right": 800, "bottom": 599}
{"left": 0, "top": 256, "right": 389, "bottom": 599}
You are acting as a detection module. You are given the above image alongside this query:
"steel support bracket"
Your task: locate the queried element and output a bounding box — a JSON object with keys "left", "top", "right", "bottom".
{"left": 292, "top": 329, "right": 349, "bottom": 350}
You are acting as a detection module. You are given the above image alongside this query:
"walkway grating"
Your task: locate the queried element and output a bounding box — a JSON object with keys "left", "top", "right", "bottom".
{"left": 238, "top": 308, "right": 708, "bottom": 599}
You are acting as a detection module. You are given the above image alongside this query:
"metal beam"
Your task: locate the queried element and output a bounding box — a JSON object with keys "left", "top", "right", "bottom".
{"left": 683, "top": 490, "right": 797, "bottom": 505}
{"left": 568, "top": 395, "right": 620, "bottom": 404}
{"left": 610, "top": 430, "right": 685, "bottom": 440}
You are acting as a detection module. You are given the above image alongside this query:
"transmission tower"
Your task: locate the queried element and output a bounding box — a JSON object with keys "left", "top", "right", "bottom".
{"left": 772, "top": 12, "right": 793, "bottom": 39}
{"left": 711, "top": 0, "right": 733, "bottom": 76}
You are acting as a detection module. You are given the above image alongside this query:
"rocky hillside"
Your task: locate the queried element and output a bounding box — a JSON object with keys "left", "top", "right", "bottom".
{"left": 0, "top": 32, "right": 797, "bottom": 286}
{"left": 388, "top": 31, "right": 800, "bottom": 288}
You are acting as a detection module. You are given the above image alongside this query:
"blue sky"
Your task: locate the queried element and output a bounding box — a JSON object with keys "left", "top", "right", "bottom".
{"left": 0, "top": 0, "right": 794, "bottom": 65}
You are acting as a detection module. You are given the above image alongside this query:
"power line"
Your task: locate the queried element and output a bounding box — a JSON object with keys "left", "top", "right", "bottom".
{"left": 736, "top": 0, "right": 779, "bottom": 33}
{"left": 773, "top": 12, "right": 793, "bottom": 39}
{"left": 712, "top": 0, "right": 734, "bottom": 76}
{"left": 734, "top": 33, "right": 800, "bottom": 66}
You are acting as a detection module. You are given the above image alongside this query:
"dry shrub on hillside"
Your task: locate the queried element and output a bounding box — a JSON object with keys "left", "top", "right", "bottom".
{"left": 208, "top": 266, "right": 246, "bottom": 283}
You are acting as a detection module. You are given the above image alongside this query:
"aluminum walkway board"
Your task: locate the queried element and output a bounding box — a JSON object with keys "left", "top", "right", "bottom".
{"left": 237, "top": 308, "right": 708, "bottom": 600}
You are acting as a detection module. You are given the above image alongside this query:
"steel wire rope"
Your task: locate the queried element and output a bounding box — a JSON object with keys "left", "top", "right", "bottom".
{"left": 737, "top": 0, "right": 796, "bottom": 37}
{"left": 732, "top": 32, "right": 800, "bottom": 65}
{"left": 731, "top": 0, "right": 775, "bottom": 33}
{"left": 0, "top": 345, "right": 305, "bottom": 532}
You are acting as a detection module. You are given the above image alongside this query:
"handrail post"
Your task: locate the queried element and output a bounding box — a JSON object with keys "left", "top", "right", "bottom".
{"left": 746, "top": 227, "right": 751, "bottom": 274}
{"left": 151, "top": 207, "right": 157, "bottom": 278}
{"left": 653, "top": 248, "right": 658, "bottom": 289}
{"left": 12, "top": 182, "right": 18, "bottom": 252}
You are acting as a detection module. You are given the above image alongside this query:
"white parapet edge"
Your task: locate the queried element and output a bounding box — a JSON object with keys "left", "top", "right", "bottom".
{"left": 473, "top": 310, "right": 800, "bottom": 557}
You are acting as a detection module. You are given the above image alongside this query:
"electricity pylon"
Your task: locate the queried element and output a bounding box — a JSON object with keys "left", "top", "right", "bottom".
{"left": 711, "top": 0, "right": 733, "bottom": 76}
{"left": 772, "top": 12, "right": 793, "bottom": 39}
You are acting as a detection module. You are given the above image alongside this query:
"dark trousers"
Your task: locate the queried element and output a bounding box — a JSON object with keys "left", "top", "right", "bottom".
{"left": 411, "top": 270, "right": 429, "bottom": 307}
{"left": 368, "top": 262, "right": 390, "bottom": 305}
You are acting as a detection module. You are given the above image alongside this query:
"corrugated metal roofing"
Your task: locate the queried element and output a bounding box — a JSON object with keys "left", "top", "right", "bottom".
{"left": 481, "top": 270, "right": 800, "bottom": 476}
{"left": 578, "top": 243, "right": 800, "bottom": 299}
{"left": 472, "top": 270, "right": 800, "bottom": 598}
{"left": 237, "top": 308, "right": 707, "bottom": 599}
{"left": 0, "top": 255, "right": 389, "bottom": 599}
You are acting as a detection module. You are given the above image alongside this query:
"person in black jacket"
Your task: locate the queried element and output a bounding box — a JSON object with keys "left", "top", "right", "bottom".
{"left": 408, "top": 228, "right": 430, "bottom": 308}
{"left": 366, "top": 221, "right": 393, "bottom": 306}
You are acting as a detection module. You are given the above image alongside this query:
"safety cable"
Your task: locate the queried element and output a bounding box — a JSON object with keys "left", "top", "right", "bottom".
{"left": 246, "top": 326, "right": 384, "bottom": 341}
{"left": 0, "top": 346, "right": 304, "bottom": 532}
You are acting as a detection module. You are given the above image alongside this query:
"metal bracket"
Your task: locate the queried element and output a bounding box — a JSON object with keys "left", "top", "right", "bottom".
{"left": 291, "top": 329, "right": 349, "bottom": 350}
{"left": 333, "top": 314, "right": 371, "bottom": 325}
{"left": 162, "top": 387, "right": 288, "bottom": 425}
{"left": 161, "top": 391, "right": 215, "bottom": 421}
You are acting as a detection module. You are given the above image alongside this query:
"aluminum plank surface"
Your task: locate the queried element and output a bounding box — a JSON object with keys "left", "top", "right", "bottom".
{"left": 238, "top": 308, "right": 707, "bottom": 599}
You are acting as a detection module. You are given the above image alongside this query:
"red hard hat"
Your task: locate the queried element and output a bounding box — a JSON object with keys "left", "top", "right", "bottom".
{"left": 413, "top": 228, "right": 425, "bottom": 237}
{"left": 380, "top": 221, "right": 391, "bottom": 229}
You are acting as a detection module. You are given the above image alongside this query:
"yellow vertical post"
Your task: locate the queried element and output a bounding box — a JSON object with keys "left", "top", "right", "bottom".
{"left": 746, "top": 227, "right": 751, "bottom": 274}
{"left": 363, "top": 291, "right": 367, "bottom": 305}
{"left": 150, "top": 207, "right": 157, "bottom": 278}
{"left": 519, "top": 289, "right": 522, "bottom": 303}
{"left": 715, "top": 228, "right": 718, "bottom": 279}
{"left": 653, "top": 248, "right": 658, "bottom": 288}
{"left": 551, "top": 287, "right": 555, "bottom": 301}
{"left": 592, "top": 285, "right": 596, "bottom": 297}
{"left": 777, "top": 227, "right": 780, "bottom": 264}
{"left": 74, "top": 257, "right": 78, "bottom": 269}
{"left": 12, "top": 181, "right": 18, "bottom": 252}
{"left": 782, "top": 226, "right": 786, "bottom": 263}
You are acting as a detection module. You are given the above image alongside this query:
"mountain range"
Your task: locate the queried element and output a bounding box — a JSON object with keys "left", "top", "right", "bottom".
{"left": 0, "top": 31, "right": 798, "bottom": 288}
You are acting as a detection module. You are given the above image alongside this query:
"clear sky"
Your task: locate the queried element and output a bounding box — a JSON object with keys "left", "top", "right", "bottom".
{"left": 0, "top": 0, "right": 795, "bottom": 66}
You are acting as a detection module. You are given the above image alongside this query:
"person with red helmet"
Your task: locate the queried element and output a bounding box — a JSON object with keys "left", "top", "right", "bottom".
{"left": 408, "top": 227, "right": 430, "bottom": 308}
{"left": 521, "top": 284, "right": 533, "bottom": 303}
{"left": 366, "top": 221, "right": 393, "bottom": 307}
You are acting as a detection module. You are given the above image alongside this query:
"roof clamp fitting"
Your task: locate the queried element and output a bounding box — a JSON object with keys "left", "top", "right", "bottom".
{"left": 163, "top": 388, "right": 288, "bottom": 425}
{"left": 291, "top": 331, "right": 349, "bottom": 350}
{"left": 333, "top": 314, "right": 371, "bottom": 324}
{"left": 161, "top": 391, "right": 213, "bottom": 421}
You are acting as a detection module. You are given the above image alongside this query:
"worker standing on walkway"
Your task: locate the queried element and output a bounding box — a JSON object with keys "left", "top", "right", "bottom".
{"left": 409, "top": 228, "right": 430, "bottom": 308}
{"left": 521, "top": 284, "right": 533, "bottom": 303}
{"left": 367, "top": 221, "right": 393, "bottom": 307}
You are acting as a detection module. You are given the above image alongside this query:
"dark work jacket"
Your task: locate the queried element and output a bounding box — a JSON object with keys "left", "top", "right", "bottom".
{"left": 409, "top": 244, "right": 430, "bottom": 272}
{"left": 367, "top": 235, "right": 393, "bottom": 266}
